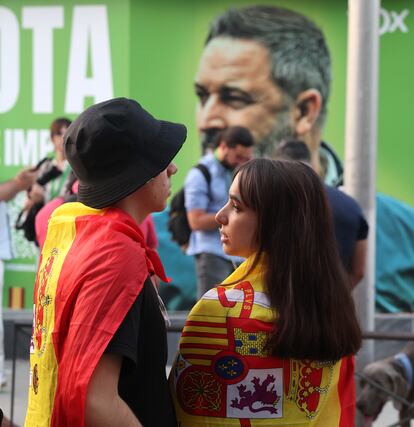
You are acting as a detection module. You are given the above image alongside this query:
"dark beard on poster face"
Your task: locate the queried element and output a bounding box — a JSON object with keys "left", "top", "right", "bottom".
{"left": 255, "top": 113, "right": 296, "bottom": 158}
{"left": 199, "top": 120, "right": 295, "bottom": 159}
{"left": 200, "top": 128, "right": 221, "bottom": 152}
{"left": 199, "top": 114, "right": 296, "bottom": 159}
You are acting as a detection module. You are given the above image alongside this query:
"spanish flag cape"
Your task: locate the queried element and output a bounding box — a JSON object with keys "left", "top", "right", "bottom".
{"left": 25, "top": 202, "right": 168, "bottom": 427}
{"left": 170, "top": 260, "right": 355, "bottom": 427}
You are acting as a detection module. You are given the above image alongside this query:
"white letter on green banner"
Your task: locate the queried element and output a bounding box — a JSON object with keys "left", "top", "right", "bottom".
{"left": 65, "top": 5, "right": 113, "bottom": 113}
{"left": 0, "top": 7, "right": 19, "bottom": 113}
{"left": 22, "top": 6, "right": 64, "bottom": 113}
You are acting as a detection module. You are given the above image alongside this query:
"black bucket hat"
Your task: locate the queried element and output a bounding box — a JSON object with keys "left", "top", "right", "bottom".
{"left": 64, "top": 97, "right": 187, "bottom": 209}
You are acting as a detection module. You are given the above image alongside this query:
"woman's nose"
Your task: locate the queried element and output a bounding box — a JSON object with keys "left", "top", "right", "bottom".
{"left": 215, "top": 206, "right": 227, "bottom": 225}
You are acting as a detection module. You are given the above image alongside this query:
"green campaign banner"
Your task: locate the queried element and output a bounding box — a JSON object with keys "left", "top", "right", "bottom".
{"left": 0, "top": 0, "right": 130, "bottom": 307}
{"left": 0, "top": 0, "right": 413, "bottom": 309}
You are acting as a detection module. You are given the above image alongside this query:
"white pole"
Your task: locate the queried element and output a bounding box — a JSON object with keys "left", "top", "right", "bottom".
{"left": 344, "top": 1, "right": 379, "bottom": 416}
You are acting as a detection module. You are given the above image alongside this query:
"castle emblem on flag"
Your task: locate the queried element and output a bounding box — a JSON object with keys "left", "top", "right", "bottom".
{"left": 34, "top": 248, "right": 58, "bottom": 355}
{"left": 234, "top": 328, "right": 268, "bottom": 357}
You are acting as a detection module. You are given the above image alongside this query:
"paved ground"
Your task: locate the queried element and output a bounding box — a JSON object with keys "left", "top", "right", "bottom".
{"left": 0, "top": 359, "right": 405, "bottom": 427}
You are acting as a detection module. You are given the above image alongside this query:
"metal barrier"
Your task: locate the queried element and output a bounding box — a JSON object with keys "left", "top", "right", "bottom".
{"left": 363, "top": 331, "right": 414, "bottom": 341}
{"left": 10, "top": 324, "right": 414, "bottom": 426}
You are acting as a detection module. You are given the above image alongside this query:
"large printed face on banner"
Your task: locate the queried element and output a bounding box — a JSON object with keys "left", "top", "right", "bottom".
{"left": 2, "top": 1, "right": 414, "bottom": 313}
{"left": 195, "top": 37, "right": 294, "bottom": 150}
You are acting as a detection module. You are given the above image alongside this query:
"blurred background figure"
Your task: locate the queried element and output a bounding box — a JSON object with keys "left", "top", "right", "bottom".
{"left": 0, "top": 169, "right": 37, "bottom": 202}
{"left": 27, "top": 118, "right": 72, "bottom": 208}
{"left": 273, "top": 139, "right": 368, "bottom": 289}
{"left": 184, "top": 126, "right": 254, "bottom": 297}
{"left": 34, "top": 175, "right": 78, "bottom": 250}
{"left": 17, "top": 118, "right": 73, "bottom": 246}
{"left": 0, "top": 167, "right": 37, "bottom": 389}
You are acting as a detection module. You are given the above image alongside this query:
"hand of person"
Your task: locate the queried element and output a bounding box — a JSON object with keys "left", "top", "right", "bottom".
{"left": 14, "top": 168, "right": 38, "bottom": 191}
{"left": 23, "top": 197, "right": 36, "bottom": 212}
{"left": 28, "top": 182, "right": 45, "bottom": 204}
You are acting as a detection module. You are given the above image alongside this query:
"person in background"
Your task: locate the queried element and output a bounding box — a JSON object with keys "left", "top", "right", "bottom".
{"left": 170, "top": 159, "right": 361, "bottom": 426}
{"left": 25, "top": 98, "right": 186, "bottom": 427}
{"left": 185, "top": 126, "right": 254, "bottom": 298}
{"left": 17, "top": 118, "right": 73, "bottom": 245}
{"left": 273, "top": 139, "right": 368, "bottom": 288}
{"left": 160, "top": 4, "right": 341, "bottom": 311}
{"left": 0, "top": 167, "right": 37, "bottom": 389}
{"left": 23, "top": 118, "right": 72, "bottom": 216}
{"left": 34, "top": 173, "right": 78, "bottom": 250}
{"left": 0, "top": 169, "right": 37, "bottom": 202}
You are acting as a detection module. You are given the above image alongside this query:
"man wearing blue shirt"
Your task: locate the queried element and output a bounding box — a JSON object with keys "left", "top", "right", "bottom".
{"left": 185, "top": 126, "right": 253, "bottom": 297}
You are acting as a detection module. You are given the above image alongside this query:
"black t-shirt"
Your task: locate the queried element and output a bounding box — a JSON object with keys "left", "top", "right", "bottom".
{"left": 106, "top": 277, "right": 177, "bottom": 427}
{"left": 325, "top": 185, "right": 369, "bottom": 269}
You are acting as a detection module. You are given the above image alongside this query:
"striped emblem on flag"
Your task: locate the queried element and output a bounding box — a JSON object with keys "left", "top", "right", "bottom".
{"left": 180, "top": 319, "right": 228, "bottom": 366}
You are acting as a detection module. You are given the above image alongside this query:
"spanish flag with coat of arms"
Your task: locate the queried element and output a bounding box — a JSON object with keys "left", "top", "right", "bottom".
{"left": 25, "top": 202, "right": 168, "bottom": 427}
{"left": 170, "top": 261, "right": 356, "bottom": 426}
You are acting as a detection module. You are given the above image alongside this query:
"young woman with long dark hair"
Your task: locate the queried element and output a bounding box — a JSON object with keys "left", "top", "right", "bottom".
{"left": 170, "top": 159, "right": 361, "bottom": 426}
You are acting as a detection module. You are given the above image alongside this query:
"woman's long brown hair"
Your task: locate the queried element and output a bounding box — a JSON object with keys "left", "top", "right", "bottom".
{"left": 236, "top": 159, "right": 361, "bottom": 360}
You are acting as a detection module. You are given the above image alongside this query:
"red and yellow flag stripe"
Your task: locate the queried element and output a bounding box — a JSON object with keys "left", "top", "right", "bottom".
{"left": 25, "top": 202, "right": 157, "bottom": 427}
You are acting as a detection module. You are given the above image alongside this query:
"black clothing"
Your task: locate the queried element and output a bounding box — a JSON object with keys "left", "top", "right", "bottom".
{"left": 106, "top": 277, "right": 177, "bottom": 427}
{"left": 325, "top": 185, "right": 369, "bottom": 270}
{"left": 321, "top": 141, "right": 344, "bottom": 187}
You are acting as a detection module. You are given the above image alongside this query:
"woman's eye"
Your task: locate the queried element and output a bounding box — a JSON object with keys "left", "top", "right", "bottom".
{"left": 232, "top": 203, "right": 240, "bottom": 212}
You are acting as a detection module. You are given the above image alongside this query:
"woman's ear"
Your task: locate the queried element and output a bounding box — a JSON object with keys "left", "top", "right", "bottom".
{"left": 294, "top": 89, "right": 322, "bottom": 136}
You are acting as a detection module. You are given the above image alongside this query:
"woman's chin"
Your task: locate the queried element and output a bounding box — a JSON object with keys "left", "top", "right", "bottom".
{"left": 222, "top": 245, "right": 239, "bottom": 257}
{"left": 222, "top": 244, "right": 233, "bottom": 256}
{"left": 224, "top": 246, "right": 256, "bottom": 260}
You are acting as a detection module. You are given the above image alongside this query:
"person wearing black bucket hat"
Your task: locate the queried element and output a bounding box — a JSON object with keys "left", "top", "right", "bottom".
{"left": 65, "top": 97, "right": 186, "bottom": 209}
{"left": 25, "top": 98, "right": 186, "bottom": 427}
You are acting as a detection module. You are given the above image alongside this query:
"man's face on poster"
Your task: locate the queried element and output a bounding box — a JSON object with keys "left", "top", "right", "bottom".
{"left": 195, "top": 37, "right": 295, "bottom": 153}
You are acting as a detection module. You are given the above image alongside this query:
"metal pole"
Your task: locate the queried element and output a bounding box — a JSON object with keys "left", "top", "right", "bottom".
{"left": 344, "top": 1, "right": 380, "bottom": 425}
